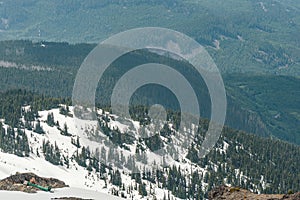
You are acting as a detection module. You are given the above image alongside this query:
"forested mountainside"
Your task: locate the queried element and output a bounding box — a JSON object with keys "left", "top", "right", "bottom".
{"left": 0, "top": 90, "right": 299, "bottom": 199}
{"left": 0, "top": 1, "right": 299, "bottom": 199}
{"left": 0, "top": 0, "right": 299, "bottom": 76}
{"left": 0, "top": 40, "right": 299, "bottom": 145}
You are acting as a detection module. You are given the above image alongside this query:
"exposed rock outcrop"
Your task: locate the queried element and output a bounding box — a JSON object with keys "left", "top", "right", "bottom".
{"left": 0, "top": 172, "right": 68, "bottom": 193}
{"left": 209, "top": 185, "right": 300, "bottom": 200}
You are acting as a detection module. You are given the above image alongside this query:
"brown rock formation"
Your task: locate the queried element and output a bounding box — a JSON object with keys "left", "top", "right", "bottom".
{"left": 209, "top": 185, "right": 300, "bottom": 200}
{"left": 0, "top": 172, "right": 68, "bottom": 193}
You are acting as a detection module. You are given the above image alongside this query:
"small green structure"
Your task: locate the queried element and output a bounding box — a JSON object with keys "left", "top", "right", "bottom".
{"left": 24, "top": 180, "right": 52, "bottom": 192}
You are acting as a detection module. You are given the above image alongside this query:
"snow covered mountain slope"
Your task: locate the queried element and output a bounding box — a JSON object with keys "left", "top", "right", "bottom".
{"left": 0, "top": 102, "right": 299, "bottom": 199}
{"left": 0, "top": 106, "right": 185, "bottom": 199}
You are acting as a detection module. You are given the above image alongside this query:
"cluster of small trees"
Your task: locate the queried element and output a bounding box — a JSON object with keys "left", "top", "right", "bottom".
{"left": 42, "top": 140, "right": 62, "bottom": 165}
{"left": 111, "top": 170, "right": 122, "bottom": 187}
{"left": 0, "top": 123, "right": 30, "bottom": 157}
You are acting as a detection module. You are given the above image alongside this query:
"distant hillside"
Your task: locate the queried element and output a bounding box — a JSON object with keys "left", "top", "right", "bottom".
{"left": 0, "top": 40, "right": 299, "bottom": 145}
{"left": 0, "top": 0, "right": 299, "bottom": 75}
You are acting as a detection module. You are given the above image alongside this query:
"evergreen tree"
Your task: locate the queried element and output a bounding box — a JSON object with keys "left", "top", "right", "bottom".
{"left": 34, "top": 120, "right": 45, "bottom": 134}
{"left": 111, "top": 170, "right": 122, "bottom": 187}
{"left": 139, "top": 183, "right": 147, "bottom": 197}
{"left": 61, "top": 123, "right": 71, "bottom": 136}
{"left": 46, "top": 112, "right": 55, "bottom": 127}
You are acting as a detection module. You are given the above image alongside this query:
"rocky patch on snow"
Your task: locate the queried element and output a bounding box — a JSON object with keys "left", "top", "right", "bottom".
{"left": 208, "top": 185, "right": 300, "bottom": 200}
{"left": 0, "top": 172, "right": 68, "bottom": 193}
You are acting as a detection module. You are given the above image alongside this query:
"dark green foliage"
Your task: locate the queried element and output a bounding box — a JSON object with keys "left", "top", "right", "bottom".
{"left": 71, "top": 136, "right": 81, "bottom": 148}
{"left": 129, "top": 105, "right": 150, "bottom": 126}
{"left": 0, "top": 0, "right": 300, "bottom": 79}
{"left": 139, "top": 183, "right": 147, "bottom": 197}
{"left": 185, "top": 124, "right": 300, "bottom": 196}
{"left": 34, "top": 120, "right": 44, "bottom": 134}
{"left": 0, "top": 123, "right": 30, "bottom": 157}
{"left": 0, "top": 40, "right": 93, "bottom": 68}
{"left": 24, "top": 109, "right": 38, "bottom": 123}
{"left": 98, "top": 121, "right": 134, "bottom": 148}
{"left": 64, "top": 155, "right": 70, "bottom": 169}
{"left": 75, "top": 146, "right": 88, "bottom": 168}
{"left": 132, "top": 171, "right": 142, "bottom": 184}
{"left": 144, "top": 134, "right": 164, "bottom": 152}
{"left": 186, "top": 143, "right": 199, "bottom": 163}
{"left": 74, "top": 146, "right": 104, "bottom": 173}
{"left": 46, "top": 112, "right": 55, "bottom": 127}
{"left": 60, "top": 123, "right": 71, "bottom": 136}
{"left": 0, "top": 40, "right": 298, "bottom": 145}
{"left": 167, "top": 166, "right": 187, "bottom": 199}
{"left": 225, "top": 74, "right": 300, "bottom": 144}
{"left": 0, "top": 0, "right": 300, "bottom": 78}
{"left": 188, "top": 170, "right": 203, "bottom": 199}
{"left": 288, "top": 189, "right": 294, "bottom": 195}
{"left": 159, "top": 124, "right": 174, "bottom": 138}
{"left": 59, "top": 106, "right": 70, "bottom": 116}
{"left": 111, "top": 170, "right": 122, "bottom": 187}
{"left": 0, "top": 90, "right": 70, "bottom": 128}
{"left": 42, "top": 140, "right": 62, "bottom": 165}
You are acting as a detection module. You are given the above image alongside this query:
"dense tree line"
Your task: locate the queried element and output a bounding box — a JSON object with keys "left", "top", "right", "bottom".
{"left": 0, "top": 40, "right": 298, "bottom": 146}
{"left": 0, "top": 90, "right": 71, "bottom": 128}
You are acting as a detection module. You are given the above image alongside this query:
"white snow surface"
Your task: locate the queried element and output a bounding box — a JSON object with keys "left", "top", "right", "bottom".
{"left": 0, "top": 187, "right": 122, "bottom": 200}
{"left": 0, "top": 105, "right": 267, "bottom": 198}
{"left": 0, "top": 106, "right": 186, "bottom": 199}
